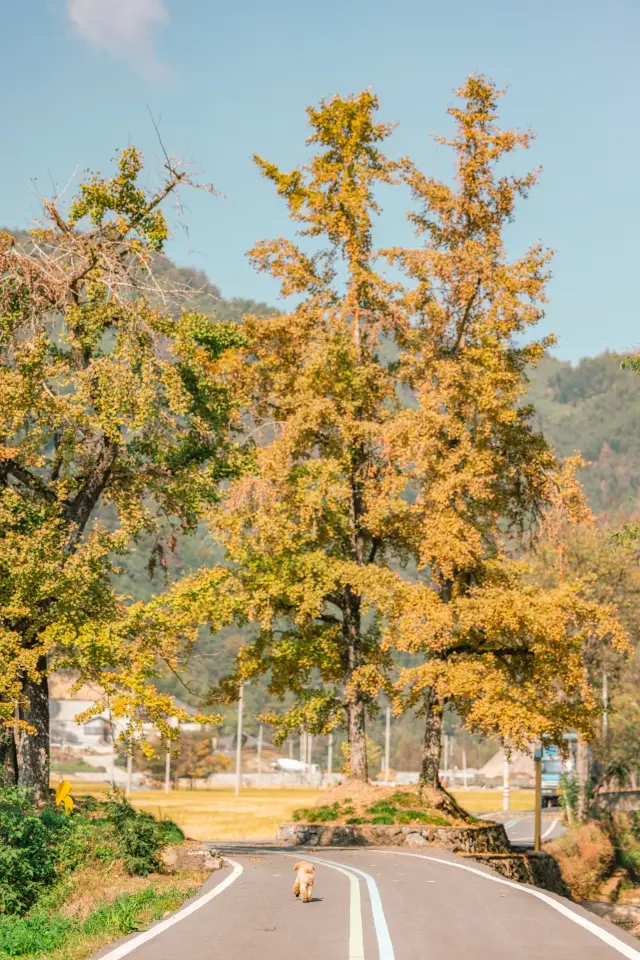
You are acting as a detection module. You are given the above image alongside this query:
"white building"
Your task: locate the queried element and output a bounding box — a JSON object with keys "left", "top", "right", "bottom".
{"left": 49, "top": 673, "right": 123, "bottom": 752}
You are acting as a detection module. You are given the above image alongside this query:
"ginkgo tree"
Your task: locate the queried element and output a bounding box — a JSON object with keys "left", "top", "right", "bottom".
{"left": 380, "top": 77, "right": 630, "bottom": 789}
{"left": 0, "top": 149, "right": 243, "bottom": 800}
{"left": 161, "top": 77, "right": 629, "bottom": 788}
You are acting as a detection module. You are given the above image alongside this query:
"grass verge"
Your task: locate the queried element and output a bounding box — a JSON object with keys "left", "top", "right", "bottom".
{"left": 0, "top": 870, "right": 203, "bottom": 960}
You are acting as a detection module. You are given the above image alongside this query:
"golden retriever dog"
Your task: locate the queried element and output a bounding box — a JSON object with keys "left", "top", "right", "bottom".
{"left": 293, "top": 861, "right": 315, "bottom": 903}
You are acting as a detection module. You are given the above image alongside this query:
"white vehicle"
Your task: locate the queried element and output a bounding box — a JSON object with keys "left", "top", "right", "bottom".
{"left": 272, "top": 758, "right": 309, "bottom": 773}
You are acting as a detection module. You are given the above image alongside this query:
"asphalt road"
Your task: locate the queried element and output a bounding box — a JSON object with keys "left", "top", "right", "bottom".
{"left": 482, "top": 810, "right": 567, "bottom": 846}
{"left": 93, "top": 845, "right": 640, "bottom": 960}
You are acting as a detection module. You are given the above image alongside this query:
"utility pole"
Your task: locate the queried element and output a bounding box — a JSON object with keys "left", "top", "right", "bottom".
{"left": 502, "top": 754, "right": 510, "bottom": 812}
{"left": 288, "top": 738, "right": 293, "bottom": 760}
{"left": 327, "top": 733, "right": 333, "bottom": 785}
{"left": 384, "top": 705, "right": 391, "bottom": 783}
{"left": 534, "top": 744, "right": 542, "bottom": 852}
{"left": 300, "top": 730, "right": 306, "bottom": 763}
{"left": 165, "top": 748, "right": 171, "bottom": 794}
{"left": 462, "top": 748, "right": 468, "bottom": 790}
{"left": 257, "top": 723, "right": 263, "bottom": 788}
{"left": 127, "top": 749, "right": 133, "bottom": 797}
{"left": 234, "top": 682, "right": 244, "bottom": 798}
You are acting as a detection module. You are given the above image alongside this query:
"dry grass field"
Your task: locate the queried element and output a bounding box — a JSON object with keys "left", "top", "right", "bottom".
{"left": 450, "top": 788, "right": 535, "bottom": 813}
{"left": 67, "top": 784, "right": 324, "bottom": 840}
{"left": 64, "top": 782, "right": 534, "bottom": 840}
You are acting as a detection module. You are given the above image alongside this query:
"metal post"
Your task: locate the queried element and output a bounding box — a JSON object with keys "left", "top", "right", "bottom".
{"left": 235, "top": 682, "right": 244, "bottom": 797}
{"left": 165, "top": 749, "right": 170, "bottom": 794}
{"left": 257, "top": 723, "right": 263, "bottom": 787}
{"left": 534, "top": 747, "right": 542, "bottom": 852}
{"left": 327, "top": 733, "right": 333, "bottom": 784}
{"left": 502, "top": 755, "right": 510, "bottom": 812}
{"left": 385, "top": 705, "right": 391, "bottom": 783}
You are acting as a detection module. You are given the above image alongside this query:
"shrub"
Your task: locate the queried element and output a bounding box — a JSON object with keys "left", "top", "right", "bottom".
{"left": 546, "top": 820, "right": 615, "bottom": 900}
{"left": 0, "top": 786, "right": 71, "bottom": 915}
{"left": 158, "top": 819, "right": 185, "bottom": 845}
{"left": 611, "top": 813, "right": 640, "bottom": 880}
{"left": 102, "top": 793, "right": 166, "bottom": 876}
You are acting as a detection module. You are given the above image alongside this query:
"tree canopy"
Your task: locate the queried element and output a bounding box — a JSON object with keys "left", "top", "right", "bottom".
{"left": 160, "top": 76, "right": 629, "bottom": 786}
{"left": 0, "top": 148, "right": 244, "bottom": 798}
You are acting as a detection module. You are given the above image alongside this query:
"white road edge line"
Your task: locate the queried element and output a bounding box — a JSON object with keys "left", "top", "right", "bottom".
{"left": 291, "top": 854, "right": 395, "bottom": 960}
{"left": 511, "top": 818, "right": 561, "bottom": 844}
{"left": 96, "top": 858, "right": 244, "bottom": 960}
{"left": 286, "top": 855, "right": 364, "bottom": 960}
{"left": 380, "top": 851, "right": 640, "bottom": 960}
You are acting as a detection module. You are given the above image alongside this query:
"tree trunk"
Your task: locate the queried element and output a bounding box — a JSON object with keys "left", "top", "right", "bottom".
{"left": 576, "top": 736, "right": 590, "bottom": 823}
{"left": 419, "top": 688, "right": 470, "bottom": 821}
{"left": 347, "top": 697, "right": 368, "bottom": 781}
{"left": 419, "top": 687, "right": 444, "bottom": 789}
{"left": 17, "top": 660, "right": 50, "bottom": 804}
{"left": 343, "top": 587, "right": 367, "bottom": 782}
{"left": 0, "top": 727, "right": 18, "bottom": 785}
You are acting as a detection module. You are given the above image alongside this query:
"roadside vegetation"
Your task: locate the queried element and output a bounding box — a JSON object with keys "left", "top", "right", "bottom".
{"left": 547, "top": 813, "right": 640, "bottom": 906}
{"left": 0, "top": 783, "right": 204, "bottom": 960}
{"left": 291, "top": 783, "right": 473, "bottom": 828}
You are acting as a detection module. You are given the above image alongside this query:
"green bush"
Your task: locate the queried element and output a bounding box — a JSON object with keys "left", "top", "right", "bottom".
{"left": 0, "top": 784, "right": 173, "bottom": 919}
{"left": 0, "top": 786, "right": 71, "bottom": 915}
{"left": 0, "top": 909, "right": 73, "bottom": 956}
{"left": 102, "top": 794, "right": 166, "bottom": 876}
{"left": 158, "top": 819, "right": 184, "bottom": 845}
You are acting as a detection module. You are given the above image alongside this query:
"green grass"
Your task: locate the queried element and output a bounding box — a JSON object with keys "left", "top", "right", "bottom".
{"left": 51, "top": 763, "right": 105, "bottom": 774}
{"left": 0, "top": 884, "right": 197, "bottom": 959}
{"left": 292, "top": 793, "right": 452, "bottom": 827}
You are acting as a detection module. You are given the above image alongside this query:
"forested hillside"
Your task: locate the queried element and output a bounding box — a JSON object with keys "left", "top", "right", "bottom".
{"left": 527, "top": 353, "right": 640, "bottom": 515}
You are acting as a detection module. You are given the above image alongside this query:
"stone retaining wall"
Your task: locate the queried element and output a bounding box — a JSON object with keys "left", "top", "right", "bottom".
{"left": 460, "top": 850, "right": 569, "bottom": 897}
{"left": 592, "top": 790, "right": 640, "bottom": 814}
{"left": 277, "top": 821, "right": 510, "bottom": 853}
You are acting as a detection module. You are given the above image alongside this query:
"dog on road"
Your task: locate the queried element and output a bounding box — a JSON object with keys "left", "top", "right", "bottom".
{"left": 293, "top": 861, "right": 315, "bottom": 903}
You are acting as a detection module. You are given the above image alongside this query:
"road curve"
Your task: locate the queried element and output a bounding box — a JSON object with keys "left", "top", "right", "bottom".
{"left": 92, "top": 846, "right": 640, "bottom": 960}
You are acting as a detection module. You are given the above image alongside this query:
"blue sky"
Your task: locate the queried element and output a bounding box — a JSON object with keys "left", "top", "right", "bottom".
{"left": 1, "top": 0, "right": 638, "bottom": 361}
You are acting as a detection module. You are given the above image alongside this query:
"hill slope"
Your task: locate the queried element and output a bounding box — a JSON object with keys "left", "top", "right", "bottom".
{"left": 527, "top": 352, "right": 640, "bottom": 515}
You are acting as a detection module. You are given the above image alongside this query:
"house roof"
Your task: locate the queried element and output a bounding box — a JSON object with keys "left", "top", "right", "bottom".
{"left": 48, "top": 672, "right": 105, "bottom": 702}
{"left": 478, "top": 748, "right": 535, "bottom": 779}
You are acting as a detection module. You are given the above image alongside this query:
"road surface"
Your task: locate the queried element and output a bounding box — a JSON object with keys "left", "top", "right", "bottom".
{"left": 93, "top": 845, "right": 640, "bottom": 960}
{"left": 482, "top": 810, "right": 566, "bottom": 846}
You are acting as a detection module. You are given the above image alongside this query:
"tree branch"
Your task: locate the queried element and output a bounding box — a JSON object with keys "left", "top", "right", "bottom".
{"left": 63, "top": 434, "right": 118, "bottom": 552}
{"left": 5, "top": 461, "right": 57, "bottom": 503}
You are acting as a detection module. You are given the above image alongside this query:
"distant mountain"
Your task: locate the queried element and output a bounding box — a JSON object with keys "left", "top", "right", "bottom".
{"left": 526, "top": 353, "right": 640, "bottom": 515}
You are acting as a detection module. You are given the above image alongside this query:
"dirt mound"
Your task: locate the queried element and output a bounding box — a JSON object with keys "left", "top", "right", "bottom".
{"left": 292, "top": 781, "right": 472, "bottom": 826}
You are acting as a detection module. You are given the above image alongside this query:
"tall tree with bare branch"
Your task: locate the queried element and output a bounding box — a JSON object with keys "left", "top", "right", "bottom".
{"left": 0, "top": 148, "right": 244, "bottom": 799}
